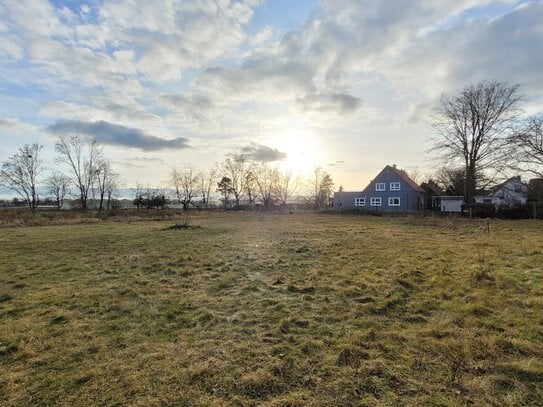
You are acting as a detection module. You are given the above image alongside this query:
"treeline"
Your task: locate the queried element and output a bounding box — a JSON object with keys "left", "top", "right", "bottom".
{"left": 0, "top": 136, "right": 335, "bottom": 212}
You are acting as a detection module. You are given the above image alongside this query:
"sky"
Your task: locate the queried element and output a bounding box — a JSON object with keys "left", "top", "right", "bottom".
{"left": 1, "top": 0, "right": 543, "bottom": 191}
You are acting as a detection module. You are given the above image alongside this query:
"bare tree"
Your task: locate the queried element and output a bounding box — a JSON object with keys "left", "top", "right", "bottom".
{"left": 222, "top": 154, "right": 246, "bottom": 207}
{"left": 46, "top": 171, "right": 71, "bottom": 211}
{"left": 244, "top": 167, "right": 258, "bottom": 205}
{"left": 434, "top": 167, "right": 465, "bottom": 196}
{"left": 276, "top": 169, "right": 299, "bottom": 205}
{"left": 105, "top": 172, "right": 121, "bottom": 211}
{"left": 405, "top": 167, "right": 427, "bottom": 185}
{"left": 55, "top": 135, "right": 102, "bottom": 210}
{"left": 254, "top": 164, "right": 279, "bottom": 208}
{"left": 171, "top": 166, "right": 199, "bottom": 210}
{"left": 431, "top": 80, "right": 523, "bottom": 203}
{"left": 0, "top": 143, "right": 43, "bottom": 211}
{"left": 171, "top": 166, "right": 199, "bottom": 226}
{"left": 197, "top": 165, "right": 218, "bottom": 209}
{"left": 94, "top": 160, "right": 119, "bottom": 211}
{"left": 509, "top": 114, "right": 543, "bottom": 177}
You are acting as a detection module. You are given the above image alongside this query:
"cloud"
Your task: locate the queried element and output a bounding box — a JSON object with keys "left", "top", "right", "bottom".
{"left": 47, "top": 120, "right": 190, "bottom": 151}
{"left": 159, "top": 94, "right": 215, "bottom": 122}
{"left": 241, "top": 142, "right": 287, "bottom": 162}
{"left": 296, "top": 92, "right": 362, "bottom": 115}
{"left": 0, "top": 0, "right": 261, "bottom": 93}
{"left": 0, "top": 117, "right": 39, "bottom": 134}
{"left": 0, "top": 118, "right": 20, "bottom": 128}
{"left": 115, "top": 156, "right": 166, "bottom": 169}
{"left": 328, "top": 160, "right": 347, "bottom": 167}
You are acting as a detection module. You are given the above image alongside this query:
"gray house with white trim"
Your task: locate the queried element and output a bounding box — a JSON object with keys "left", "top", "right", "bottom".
{"left": 334, "top": 165, "right": 425, "bottom": 212}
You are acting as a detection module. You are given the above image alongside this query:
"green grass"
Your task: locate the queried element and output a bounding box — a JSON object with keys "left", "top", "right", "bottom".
{"left": 1, "top": 212, "right": 542, "bottom": 406}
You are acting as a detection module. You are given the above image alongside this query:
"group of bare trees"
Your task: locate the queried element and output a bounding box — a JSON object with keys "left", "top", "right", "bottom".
{"left": 0, "top": 135, "right": 121, "bottom": 211}
{"left": 167, "top": 155, "right": 326, "bottom": 210}
{"left": 214, "top": 155, "right": 303, "bottom": 208}
{"left": 431, "top": 80, "right": 543, "bottom": 202}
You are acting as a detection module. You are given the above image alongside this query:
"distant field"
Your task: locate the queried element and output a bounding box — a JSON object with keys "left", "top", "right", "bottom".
{"left": 1, "top": 212, "right": 542, "bottom": 406}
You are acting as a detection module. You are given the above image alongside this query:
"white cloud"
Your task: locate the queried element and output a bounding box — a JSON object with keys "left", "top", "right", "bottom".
{"left": 3, "top": 0, "right": 71, "bottom": 38}
{"left": 1, "top": 0, "right": 542, "bottom": 188}
{"left": 0, "top": 35, "right": 23, "bottom": 59}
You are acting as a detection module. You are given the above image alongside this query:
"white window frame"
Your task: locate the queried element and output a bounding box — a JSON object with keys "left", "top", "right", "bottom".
{"left": 370, "top": 197, "right": 382, "bottom": 206}
{"left": 390, "top": 182, "right": 400, "bottom": 191}
{"left": 375, "top": 183, "right": 385, "bottom": 191}
{"left": 388, "top": 197, "right": 400, "bottom": 206}
{"left": 354, "top": 197, "right": 365, "bottom": 206}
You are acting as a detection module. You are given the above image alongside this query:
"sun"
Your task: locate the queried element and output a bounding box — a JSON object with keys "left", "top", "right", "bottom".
{"left": 274, "top": 128, "right": 322, "bottom": 175}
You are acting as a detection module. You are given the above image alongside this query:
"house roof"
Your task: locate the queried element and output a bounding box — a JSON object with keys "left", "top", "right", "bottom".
{"left": 489, "top": 176, "right": 526, "bottom": 194}
{"left": 333, "top": 191, "right": 361, "bottom": 198}
{"left": 362, "top": 165, "right": 425, "bottom": 193}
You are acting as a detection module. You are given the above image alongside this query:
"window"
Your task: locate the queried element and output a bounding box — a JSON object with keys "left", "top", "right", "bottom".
{"left": 483, "top": 198, "right": 492, "bottom": 204}
{"left": 375, "top": 183, "right": 385, "bottom": 191}
{"left": 390, "top": 182, "right": 400, "bottom": 191}
{"left": 388, "top": 197, "right": 400, "bottom": 206}
{"left": 370, "top": 197, "right": 382, "bottom": 206}
{"left": 354, "top": 197, "right": 365, "bottom": 206}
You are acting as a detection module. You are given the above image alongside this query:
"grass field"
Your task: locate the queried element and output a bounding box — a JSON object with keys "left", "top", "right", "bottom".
{"left": 1, "top": 212, "right": 542, "bottom": 406}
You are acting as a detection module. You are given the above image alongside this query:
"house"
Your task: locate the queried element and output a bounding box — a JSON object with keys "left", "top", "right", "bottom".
{"left": 474, "top": 176, "right": 527, "bottom": 207}
{"left": 333, "top": 165, "right": 426, "bottom": 212}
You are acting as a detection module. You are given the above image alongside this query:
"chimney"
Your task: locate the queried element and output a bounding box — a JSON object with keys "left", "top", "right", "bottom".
{"left": 392, "top": 164, "right": 397, "bottom": 169}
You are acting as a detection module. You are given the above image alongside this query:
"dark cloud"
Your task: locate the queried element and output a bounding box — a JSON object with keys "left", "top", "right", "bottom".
{"left": 47, "top": 120, "right": 190, "bottom": 151}
{"left": 296, "top": 92, "right": 362, "bottom": 115}
{"left": 241, "top": 143, "right": 287, "bottom": 162}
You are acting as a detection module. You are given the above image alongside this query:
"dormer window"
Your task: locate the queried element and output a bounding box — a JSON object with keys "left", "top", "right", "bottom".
{"left": 376, "top": 183, "right": 385, "bottom": 191}
{"left": 390, "top": 182, "right": 400, "bottom": 191}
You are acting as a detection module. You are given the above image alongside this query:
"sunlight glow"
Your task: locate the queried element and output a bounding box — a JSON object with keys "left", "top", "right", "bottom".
{"left": 270, "top": 121, "right": 324, "bottom": 176}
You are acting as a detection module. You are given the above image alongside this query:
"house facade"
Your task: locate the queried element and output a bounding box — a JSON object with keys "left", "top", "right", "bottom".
{"left": 333, "top": 165, "right": 425, "bottom": 212}
{"left": 474, "top": 176, "right": 527, "bottom": 206}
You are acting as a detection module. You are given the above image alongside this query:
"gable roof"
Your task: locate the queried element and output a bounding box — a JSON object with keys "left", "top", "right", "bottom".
{"left": 489, "top": 176, "right": 526, "bottom": 195}
{"left": 362, "top": 165, "right": 425, "bottom": 193}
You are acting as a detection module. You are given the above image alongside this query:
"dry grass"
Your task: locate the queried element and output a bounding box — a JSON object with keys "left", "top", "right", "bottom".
{"left": 1, "top": 212, "right": 542, "bottom": 406}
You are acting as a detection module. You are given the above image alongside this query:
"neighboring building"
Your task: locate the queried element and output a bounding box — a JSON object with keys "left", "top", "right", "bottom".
{"left": 439, "top": 196, "right": 464, "bottom": 213}
{"left": 420, "top": 180, "right": 443, "bottom": 211}
{"left": 474, "top": 176, "right": 527, "bottom": 206}
{"left": 333, "top": 165, "right": 425, "bottom": 212}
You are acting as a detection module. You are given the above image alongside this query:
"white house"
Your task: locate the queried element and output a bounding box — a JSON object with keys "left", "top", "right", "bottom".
{"left": 474, "top": 176, "right": 527, "bottom": 207}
